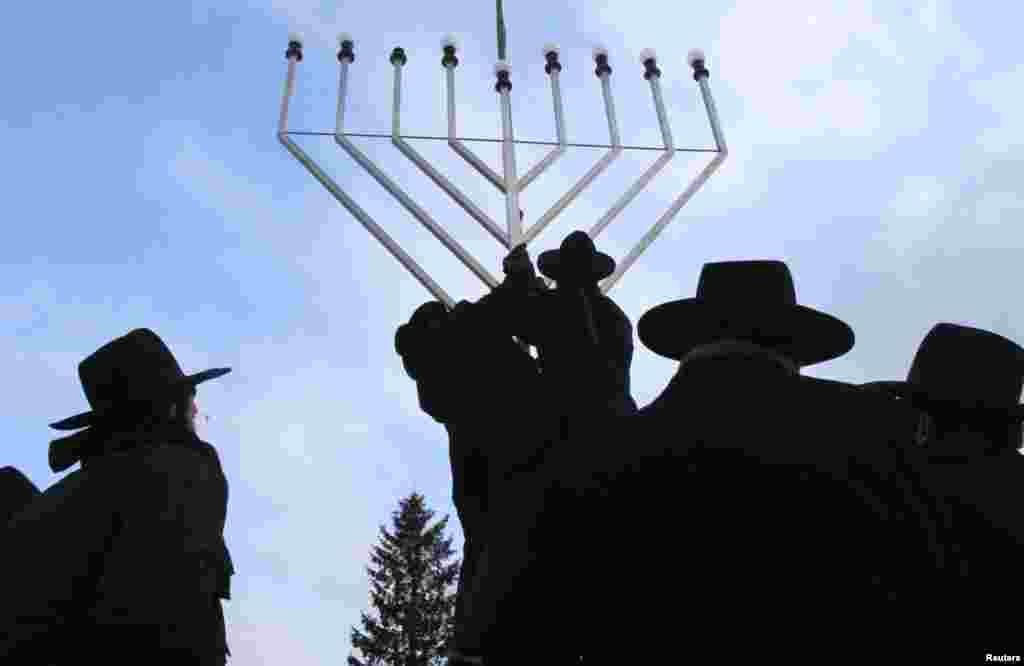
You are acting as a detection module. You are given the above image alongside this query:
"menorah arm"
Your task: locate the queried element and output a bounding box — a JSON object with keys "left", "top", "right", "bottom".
{"left": 390, "top": 61, "right": 509, "bottom": 249}
{"left": 521, "top": 69, "right": 624, "bottom": 248}
{"left": 446, "top": 66, "right": 507, "bottom": 193}
{"left": 601, "top": 151, "right": 727, "bottom": 295}
{"left": 589, "top": 70, "right": 676, "bottom": 240}
{"left": 331, "top": 57, "right": 500, "bottom": 291}
{"left": 600, "top": 73, "right": 729, "bottom": 294}
{"left": 516, "top": 59, "right": 567, "bottom": 193}
{"left": 278, "top": 53, "right": 455, "bottom": 307}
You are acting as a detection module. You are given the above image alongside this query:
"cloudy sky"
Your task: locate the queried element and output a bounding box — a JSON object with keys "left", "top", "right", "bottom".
{"left": 2, "top": 0, "right": 1021, "bottom": 663}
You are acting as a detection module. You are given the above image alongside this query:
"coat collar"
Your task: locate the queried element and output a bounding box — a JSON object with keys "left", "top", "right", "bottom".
{"left": 644, "top": 341, "right": 798, "bottom": 415}
{"left": 78, "top": 423, "right": 218, "bottom": 469}
{"left": 678, "top": 339, "right": 799, "bottom": 375}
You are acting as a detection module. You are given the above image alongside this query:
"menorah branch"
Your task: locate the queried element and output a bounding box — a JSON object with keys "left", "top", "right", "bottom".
{"left": 497, "top": 62, "right": 522, "bottom": 248}
{"left": 278, "top": 46, "right": 455, "bottom": 308}
{"left": 446, "top": 62, "right": 506, "bottom": 193}
{"left": 332, "top": 47, "right": 499, "bottom": 291}
{"left": 390, "top": 47, "right": 509, "bottom": 249}
{"left": 590, "top": 51, "right": 676, "bottom": 240}
{"left": 600, "top": 56, "right": 728, "bottom": 295}
{"left": 516, "top": 46, "right": 567, "bottom": 193}
{"left": 522, "top": 48, "right": 624, "bottom": 249}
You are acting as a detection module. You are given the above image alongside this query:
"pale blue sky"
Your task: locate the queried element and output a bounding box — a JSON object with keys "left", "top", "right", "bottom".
{"left": 2, "top": 1, "right": 1022, "bottom": 663}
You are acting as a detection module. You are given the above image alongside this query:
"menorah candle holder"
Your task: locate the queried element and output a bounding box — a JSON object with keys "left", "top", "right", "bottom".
{"left": 277, "top": 34, "right": 728, "bottom": 308}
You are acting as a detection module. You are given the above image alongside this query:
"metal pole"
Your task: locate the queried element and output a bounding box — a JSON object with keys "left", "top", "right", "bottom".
{"left": 522, "top": 66, "right": 623, "bottom": 248}
{"left": 650, "top": 75, "right": 674, "bottom": 150}
{"left": 590, "top": 66, "right": 675, "bottom": 240}
{"left": 331, "top": 52, "right": 499, "bottom": 290}
{"left": 600, "top": 70, "right": 728, "bottom": 294}
{"left": 278, "top": 53, "right": 455, "bottom": 308}
{"left": 382, "top": 49, "right": 507, "bottom": 248}
{"left": 517, "top": 50, "right": 567, "bottom": 192}
{"left": 499, "top": 86, "right": 521, "bottom": 247}
{"left": 600, "top": 152, "right": 726, "bottom": 294}
{"left": 602, "top": 73, "right": 622, "bottom": 150}
{"left": 447, "top": 66, "right": 506, "bottom": 193}
{"left": 699, "top": 76, "right": 728, "bottom": 154}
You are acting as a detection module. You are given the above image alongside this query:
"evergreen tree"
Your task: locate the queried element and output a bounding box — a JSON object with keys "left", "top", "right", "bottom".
{"left": 348, "top": 492, "right": 460, "bottom": 666}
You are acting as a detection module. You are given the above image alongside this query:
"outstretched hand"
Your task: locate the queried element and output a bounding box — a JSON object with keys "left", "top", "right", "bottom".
{"left": 502, "top": 244, "right": 534, "bottom": 279}
{"left": 501, "top": 244, "right": 550, "bottom": 296}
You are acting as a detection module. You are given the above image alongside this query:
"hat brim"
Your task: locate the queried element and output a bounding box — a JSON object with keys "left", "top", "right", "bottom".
{"left": 638, "top": 299, "right": 854, "bottom": 367}
{"left": 537, "top": 250, "right": 615, "bottom": 283}
{"left": 49, "top": 367, "right": 231, "bottom": 431}
{"left": 860, "top": 380, "right": 1024, "bottom": 421}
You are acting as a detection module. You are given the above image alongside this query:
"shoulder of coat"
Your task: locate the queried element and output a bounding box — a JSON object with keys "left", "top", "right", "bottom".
{"left": 7, "top": 466, "right": 87, "bottom": 523}
{"left": 99, "top": 441, "right": 221, "bottom": 483}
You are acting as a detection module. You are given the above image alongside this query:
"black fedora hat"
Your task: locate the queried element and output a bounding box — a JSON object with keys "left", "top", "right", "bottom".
{"left": 862, "top": 323, "right": 1024, "bottom": 421}
{"left": 49, "top": 328, "right": 231, "bottom": 431}
{"left": 538, "top": 231, "right": 615, "bottom": 284}
{"left": 637, "top": 260, "right": 854, "bottom": 367}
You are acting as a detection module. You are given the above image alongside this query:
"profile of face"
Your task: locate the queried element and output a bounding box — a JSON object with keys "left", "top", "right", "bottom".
{"left": 169, "top": 390, "right": 201, "bottom": 433}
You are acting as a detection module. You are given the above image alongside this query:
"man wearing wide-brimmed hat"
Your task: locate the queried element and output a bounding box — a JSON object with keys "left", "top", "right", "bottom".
{"left": 864, "top": 322, "right": 1024, "bottom": 652}
{"left": 863, "top": 322, "right": 1024, "bottom": 460}
{"left": 524, "top": 230, "right": 637, "bottom": 423}
{"left": 549, "top": 260, "right": 952, "bottom": 660}
{"left": 1, "top": 328, "right": 233, "bottom": 664}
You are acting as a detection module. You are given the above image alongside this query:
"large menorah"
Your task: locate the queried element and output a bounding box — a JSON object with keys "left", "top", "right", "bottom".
{"left": 277, "top": 33, "right": 727, "bottom": 309}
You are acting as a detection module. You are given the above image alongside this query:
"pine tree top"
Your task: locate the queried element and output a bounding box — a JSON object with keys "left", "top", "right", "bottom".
{"left": 349, "top": 491, "right": 461, "bottom": 666}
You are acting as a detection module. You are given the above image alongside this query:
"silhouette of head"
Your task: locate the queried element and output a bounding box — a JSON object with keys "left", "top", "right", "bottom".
{"left": 864, "top": 323, "right": 1024, "bottom": 453}
{"left": 538, "top": 231, "right": 615, "bottom": 289}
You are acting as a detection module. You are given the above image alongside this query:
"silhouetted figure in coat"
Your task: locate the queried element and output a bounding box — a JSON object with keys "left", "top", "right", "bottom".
{"left": 1, "top": 329, "right": 233, "bottom": 665}
{"left": 515, "top": 231, "right": 637, "bottom": 426}
{"left": 396, "top": 232, "right": 636, "bottom": 664}
{"left": 1, "top": 466, "right": 40, "bottom": 526}
{"left": 542, "top": 261, "right": 951, "bottom": 662}
{"left": 865, "top": 322, "right": 1024, "bottom": 655}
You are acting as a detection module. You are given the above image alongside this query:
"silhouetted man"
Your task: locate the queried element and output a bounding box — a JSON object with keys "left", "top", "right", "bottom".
{"left": 396, "top": 231, "right": 636, "bottom": 665}
{"left": 396, "top": 277, "right": 551, "bottom": 665}
{"left": 545, "top": 260, "right": 951, "bottom": 662}
{"left": 508, "top": 231, "right": 638, "bottom": 427}
{"left": 864, "top": 322, "right": 1024, "bottom": 655}
{"left": 1, "top": 328, "right": 233, "bottom": 665}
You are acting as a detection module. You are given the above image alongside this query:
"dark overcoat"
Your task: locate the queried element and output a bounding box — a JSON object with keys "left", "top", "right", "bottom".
{"left": 534, "top": 355, "right": 955, "bottom": 661}
{"left": 502, "top": 286, "right": 638, "bottom": 424}
{"left": 915, "top": 447, "right": 1024, "bottom": 653}
{"left": 2, "top": 466, "right": 40, "bottom": 526}
{"left": 397, "top": 296, "right": 559, "bottom": 658}
{"left": 398, "top": 282, "right": 638, "bottom": 662}
{"left": 0, "top": 424, "right": 232, "bottom": 664}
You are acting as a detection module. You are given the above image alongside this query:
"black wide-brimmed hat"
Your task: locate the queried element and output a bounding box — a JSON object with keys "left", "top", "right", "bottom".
{"left": 49, "top": 328, "right": 231, "bottom": 431}
{"left": 637, "top": 260, "right": 855, "bottom": 367}
{"left": 538, "top": 231, "right": 615, "bottom": 284}
{"left": 862, "top": 323, "right": 1024, "bottom": 421}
